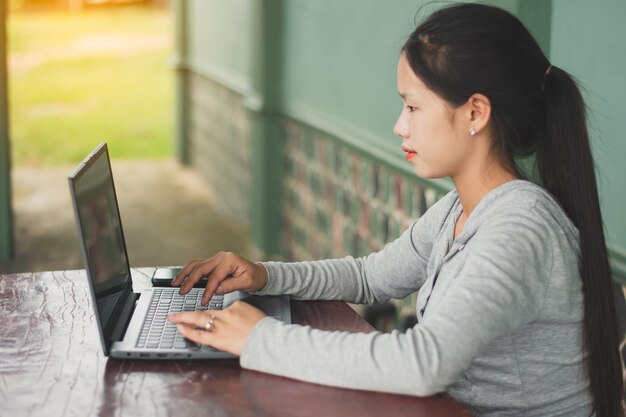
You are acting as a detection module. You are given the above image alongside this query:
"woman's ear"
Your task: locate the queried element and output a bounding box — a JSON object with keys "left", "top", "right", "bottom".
{"left": 466, "top": 93, "right": 491, "bottom": 135}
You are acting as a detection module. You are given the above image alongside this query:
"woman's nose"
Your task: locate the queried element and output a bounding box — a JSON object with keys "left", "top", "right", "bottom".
{"left": 393, "top": 115, "right": 408, "bottom": 138}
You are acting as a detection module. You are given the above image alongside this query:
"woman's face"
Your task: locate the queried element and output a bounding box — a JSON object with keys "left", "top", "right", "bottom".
{"left": 393, "top": 53, "right": 473, "bottom": 180}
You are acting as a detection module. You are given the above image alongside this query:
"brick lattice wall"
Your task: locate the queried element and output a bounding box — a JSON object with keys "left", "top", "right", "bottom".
{"left": 187, "top": 73, "right": 251, "bottom": 222}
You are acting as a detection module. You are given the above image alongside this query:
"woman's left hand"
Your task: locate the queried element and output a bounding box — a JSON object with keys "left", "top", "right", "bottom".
{"left": 168, "top": 301, "right": 266, "bottom": 356}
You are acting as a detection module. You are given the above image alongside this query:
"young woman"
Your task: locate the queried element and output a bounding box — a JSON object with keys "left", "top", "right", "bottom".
{"left": 169, "top": 4, "right": 624, "bottom": 416}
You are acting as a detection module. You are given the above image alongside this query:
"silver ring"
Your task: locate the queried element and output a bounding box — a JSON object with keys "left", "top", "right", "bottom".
{"left": 203, "top": 315, "right": 216, "bottom": 332}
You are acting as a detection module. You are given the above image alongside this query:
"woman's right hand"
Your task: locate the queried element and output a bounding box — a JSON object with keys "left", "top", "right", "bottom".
{"left": 171, "top": 252, "right": 268, "bottom": 305}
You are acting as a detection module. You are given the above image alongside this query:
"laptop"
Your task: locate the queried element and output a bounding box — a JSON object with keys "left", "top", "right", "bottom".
{"left": 68, "top": 142, "right": 291, "bottom": 359}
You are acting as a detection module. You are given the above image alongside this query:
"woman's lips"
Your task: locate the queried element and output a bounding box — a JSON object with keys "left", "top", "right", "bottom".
{"left": 402, "top": 147, "right": 417, "bottom": 161}
{"left": 401, "top": 144, "right": 417, "bottom": 161}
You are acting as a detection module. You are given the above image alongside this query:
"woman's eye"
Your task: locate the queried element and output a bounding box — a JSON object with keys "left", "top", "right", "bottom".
{"left": 406, "top": 105, "right": 417, "bottom": 112}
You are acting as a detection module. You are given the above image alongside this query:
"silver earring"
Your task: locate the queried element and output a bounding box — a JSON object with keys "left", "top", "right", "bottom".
{"left": 470, "top": 127, "right": 477, "bottom": 136}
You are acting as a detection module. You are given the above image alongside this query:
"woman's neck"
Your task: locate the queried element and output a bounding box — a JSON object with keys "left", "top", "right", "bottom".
{"left": 452, "top": 165, "right": 519, "bottom": 218}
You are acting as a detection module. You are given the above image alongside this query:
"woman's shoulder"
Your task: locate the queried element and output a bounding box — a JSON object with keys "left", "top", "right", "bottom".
{"left": 427, "top": 179, "right": 560, "bottom": 213}
{"left": 418, "top": 179, "right": 578, "bottom": 240}
{"left": 425, "top": 179, "right": 561, "bottom": 221}
{"left": 472, "top": 179, "right": 580, "bottom": 245}
{"left": 484, "top": 180, "right": 571, "bottom": 220}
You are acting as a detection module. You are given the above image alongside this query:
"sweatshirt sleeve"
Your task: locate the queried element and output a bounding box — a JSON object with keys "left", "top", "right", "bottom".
{"left": 256, "top": 192, "right": 456, "bottom": 304}
{"left": 240, "top": 208, "right": 554, "bottom": 396}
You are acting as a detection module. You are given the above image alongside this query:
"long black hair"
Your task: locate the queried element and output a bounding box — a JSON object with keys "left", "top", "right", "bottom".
{"left": 402, "top": 4, "right": 623, "bottom": 417}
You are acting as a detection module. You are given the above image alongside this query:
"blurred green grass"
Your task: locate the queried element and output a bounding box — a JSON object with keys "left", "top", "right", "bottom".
{"left": 8, "top": 6, "right": 173, "bottom": 166}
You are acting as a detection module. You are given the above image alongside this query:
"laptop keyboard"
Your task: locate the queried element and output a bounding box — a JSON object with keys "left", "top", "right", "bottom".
{"left": 136, "top": 288, "right": 223, "bottom": 350}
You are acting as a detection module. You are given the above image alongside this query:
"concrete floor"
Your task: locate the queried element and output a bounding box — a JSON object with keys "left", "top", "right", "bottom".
{"left": 0, "top": 159, "right": 254, "bottom": 274}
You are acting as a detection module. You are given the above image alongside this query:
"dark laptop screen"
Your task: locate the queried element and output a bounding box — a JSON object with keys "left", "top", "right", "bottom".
{"left": 72, "top": 145, "right": 130, "bottom": 291}
{"left": 69, "top": 143, "right": 132, "bottom": 352}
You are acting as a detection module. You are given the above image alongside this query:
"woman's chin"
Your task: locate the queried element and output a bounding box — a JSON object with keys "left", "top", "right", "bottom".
{"left": 413, "top": 164, "right": 445, "bottom": 180}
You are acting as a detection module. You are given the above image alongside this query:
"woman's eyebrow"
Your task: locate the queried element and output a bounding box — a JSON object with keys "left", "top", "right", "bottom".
{"left": 398, "top": 91, "right": 419, "bottom": 100}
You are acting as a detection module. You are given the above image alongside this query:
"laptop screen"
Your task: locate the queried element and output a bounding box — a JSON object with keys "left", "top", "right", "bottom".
{"left": 69, "top": 143, "right": 132, "bottom": 351}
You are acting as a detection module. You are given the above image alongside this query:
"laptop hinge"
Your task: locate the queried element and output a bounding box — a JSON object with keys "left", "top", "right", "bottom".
{"left": 109, "top": 292, "right": 140, "bottom": 343}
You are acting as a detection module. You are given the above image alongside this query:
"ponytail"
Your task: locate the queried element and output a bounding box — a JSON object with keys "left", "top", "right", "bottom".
{"left": 537, "top": 66, "right": 624, "bottom": 417}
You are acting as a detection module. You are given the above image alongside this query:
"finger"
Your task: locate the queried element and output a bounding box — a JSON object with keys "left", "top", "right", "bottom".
{"left": 179, "top": 258, "right": 220, "bottom": 295}
{"left": 173, "top": 259, "right": 205, "bottom": 285}
{"left": 200, "top": 262, "right": 235, "bottom": 305}
{"left": 171, "top": 259, "right": 202, "bottom": 286}
{"left": 202, "top": 255, "right": 240, "bottom": 304}
{"left": 168, "top": 310, "right": 221, "bottom": 326}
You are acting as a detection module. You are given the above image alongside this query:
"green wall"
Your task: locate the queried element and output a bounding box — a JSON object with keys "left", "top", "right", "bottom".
{"left": 550, "top": 0, "right": 626, "bottom": 254}
{"left": 278, "top": 0, "right": 417, "bottom": 156}
{"left": 184, "top": 0, "right": 253, "bottom": 93}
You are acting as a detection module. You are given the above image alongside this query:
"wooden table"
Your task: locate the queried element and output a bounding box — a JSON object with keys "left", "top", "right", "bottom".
{"left": 0, "top": 268, "right": 470, "bottom": 417}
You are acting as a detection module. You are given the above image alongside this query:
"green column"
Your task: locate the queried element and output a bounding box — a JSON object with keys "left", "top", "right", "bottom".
{"left": 0, "top": 0, "right": 13, "bottom": 262}
{"left": 246, "top": 0, "right": 284, "bottom": 258}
